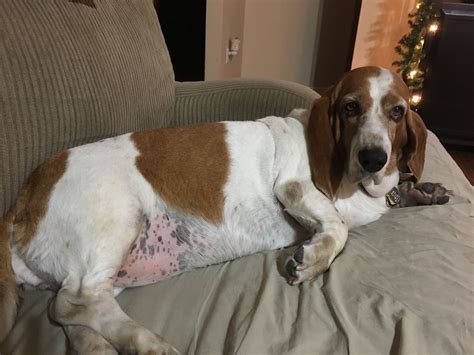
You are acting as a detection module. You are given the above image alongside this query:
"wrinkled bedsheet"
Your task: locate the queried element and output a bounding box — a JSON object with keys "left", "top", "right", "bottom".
{"left": 1, "top": 132, "right": 472, "bottom": 355}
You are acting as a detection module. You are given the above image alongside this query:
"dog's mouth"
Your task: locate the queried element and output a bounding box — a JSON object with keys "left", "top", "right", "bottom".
{"left": 348, "top": 126, "right": 392, "bottom": 185}
{"left": 343, "top": 167, "right": 391, "bottom": 199}
{"left": 348, "top": 163, "right": 385, "bottom": 185}
{"left": 360, "top": 174, "right": 384, "bottom": 196}
{"left": 371, "top": 172, "right": 384, "bottom": 185}
{"left": 348, "top": 143, "right": 390, "bottom": 186}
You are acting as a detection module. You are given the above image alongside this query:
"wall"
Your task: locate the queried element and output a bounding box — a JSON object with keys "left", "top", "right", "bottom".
{"left": 240, "top": 0, "right": 320, "bottom": 86}
{"left": 352, "top": 0, "right": 417, "bottom": 70}
{"left": 207, "top": 0, "right": 419, "bottom": 83}
{"left": 205, "top": 0, "right": 225, "bottom": 80}
{"left": 205, "top": 0, "right": 246, "bottom": 80}
{"left": 206, "top": 0, "right": 320, "bottom": 86}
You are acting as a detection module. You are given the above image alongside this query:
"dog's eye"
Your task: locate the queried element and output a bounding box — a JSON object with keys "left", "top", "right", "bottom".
{"left": 344, "top": 101, "right": 359, "bottom": 115}
{"left": 390, "top": 106, "right": 404, "bottom": 122}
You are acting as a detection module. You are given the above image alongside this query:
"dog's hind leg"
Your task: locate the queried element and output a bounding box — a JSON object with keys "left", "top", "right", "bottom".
{"left": 44, "top": 214, "right": 179, "bottom": 354}
{"left": 63, "top": 291, "right": 126, "bottom": 354}
{"left": 64, "top": 325, "right": 117, "bottom": 355}
{"left": 50, "top": 281, "right": 178, "bottom": 354}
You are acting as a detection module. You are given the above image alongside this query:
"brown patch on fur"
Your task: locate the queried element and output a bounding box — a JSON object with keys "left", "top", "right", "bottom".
{"left": 386, "top": 107, "right": 427, "bottom": 181}
{"left": 284, "top": 182, "right": 303, "bottom": 203}
{"left": 382, "top": 92, "right": 407, "bottom": 135}
{"left": 0, "top": 209, "right": 19, "bottom": 342}
{"left": 332, "top": 67, "right": 386, "bottom": 121}
{"left": 335, "top": 66, "right": 380, "bottom": 88}
{"left": 321, "top": 237, "right": 336, "bottom": 274}
{"left": 301, "top": 235, "right": 336, "bottom": 275}
{"left": 340, "top": 120, "right": 359, "bottom": 169}
{"left": 308, "top": 67, "right": 381, "bottom": 199}
{"left": 12, "top": 151, "right": 69, "bottom": 248}
{"left": 401, "top": 111, "right": 427, "bottom": 182}
{"left": 389, "top": 72, "right": 411, "bottom": 101}
{"left": 333, "top": 67, "right": 379, "bottom": 112}
{"left": 310, "top": 67, "right": 427, "bottom": 194}
{"left": 0, "top": 150, "right": 68, "bottom": 340}
{"left": 132, "top": 123, "right": 229, "bottom": 225}
{"left": 385, "top": 119, "right": 408, "bottom": 176}
{"left": 308, "top": 96, "right": 345, "bottom": 199}
{"left": 313, "top": 235, "right": 336, "bottom": 272}
{"left": 384, "top": 134, "right": 401, "bottom": 175}
{"left": 384, "top": 73, "right": 414, "bottom": 177}
{"left": 321, "top": 235, "right": 336, "bottom": 250}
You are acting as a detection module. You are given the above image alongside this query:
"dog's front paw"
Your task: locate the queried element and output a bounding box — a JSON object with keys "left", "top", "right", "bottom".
{"left": 398, "top": 182, "right": 451, "bottom": 207}
{"left": 285, "top": 235, "right": 336, "bottom": 285}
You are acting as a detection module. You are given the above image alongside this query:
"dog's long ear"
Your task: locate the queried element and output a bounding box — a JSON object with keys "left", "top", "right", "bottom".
{"left": 399, "top": 110, "right": 428, "bottom": 182}
{"left": 307, "top": 94, "right": 345, "bottom": 200}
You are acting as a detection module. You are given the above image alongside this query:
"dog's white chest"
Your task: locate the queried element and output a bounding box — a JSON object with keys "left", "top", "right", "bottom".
{"left": 335, "top": 190, "right": 389, "bottom": 228}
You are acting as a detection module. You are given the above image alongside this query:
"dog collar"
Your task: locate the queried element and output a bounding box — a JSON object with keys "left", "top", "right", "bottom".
{"left": 385, "top": 187, "right": 401, "bottom": 208}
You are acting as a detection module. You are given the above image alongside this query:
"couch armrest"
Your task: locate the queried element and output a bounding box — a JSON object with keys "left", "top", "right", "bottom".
{"left": 172, "top": 78, "right": 319, "bottom": 126}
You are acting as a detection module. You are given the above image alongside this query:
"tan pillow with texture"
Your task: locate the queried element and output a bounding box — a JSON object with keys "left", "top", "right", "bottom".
{"left": 0, "top": 0, "right": 175, "bottom": 215}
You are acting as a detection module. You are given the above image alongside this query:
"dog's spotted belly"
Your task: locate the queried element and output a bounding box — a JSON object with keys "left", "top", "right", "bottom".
{"left": 114, "top": 212, "right": 211, "bottom": 288}
{"left": 114, "top": 203, "right": 300, "bottom": 288}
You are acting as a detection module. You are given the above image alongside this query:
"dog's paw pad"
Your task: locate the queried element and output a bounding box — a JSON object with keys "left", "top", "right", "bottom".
{"left": 293, "top": 246, "right": 304, "bottom": 264}
{"left": 285, "top": 257, "right": 298, "bottom": 278}
{"left": 399, "top": 181, "right": 452, "bottom": 207}
{"left": 419, "top": 182, "right": 435, "bottom": 194}
{"left": 434, "top": 194, "right": 450, "bottom": 205}
{"left": 428, "top": 183, "right": 451, "bottom": 205}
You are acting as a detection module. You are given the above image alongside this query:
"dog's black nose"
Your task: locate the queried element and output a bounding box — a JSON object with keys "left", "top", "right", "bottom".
{"left": 358, "top": 148, "right": 387, "bottom": 173}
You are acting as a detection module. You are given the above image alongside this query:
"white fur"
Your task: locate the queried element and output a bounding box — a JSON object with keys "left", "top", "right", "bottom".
{"left": 220, "top": 121, "right": 301, "bottom": 255}
{"left": 349, "top": 68, "right": 394, "bottom": 185}
{"left": 366, "top": 68, "right": 393, "bottom": 155}
{"left": 336, "top": 170, "right": 399, "bottom": 229}
{"left": 12, "top": 121, "right": 305, "bottom": 290}
{"left": 12, "top": 111, "right": 399, "bottom": 290}
{"left": 9, "top": 67, "right": 408, "bottom": 351}
{"left": 15, "top": 134, "right": 157, "bottom": 288}
{"left": 258, "top": 117, "right": 348, "bottom": 274}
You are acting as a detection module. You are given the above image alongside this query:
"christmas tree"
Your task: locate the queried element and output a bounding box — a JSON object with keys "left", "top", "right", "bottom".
{"left": 392, "top": 0, "right": 439, "bottom": 105}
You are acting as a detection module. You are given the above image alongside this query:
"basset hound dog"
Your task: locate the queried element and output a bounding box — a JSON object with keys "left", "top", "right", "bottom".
{"left": 0, "top": 66, "right": 450, "bottom": 354}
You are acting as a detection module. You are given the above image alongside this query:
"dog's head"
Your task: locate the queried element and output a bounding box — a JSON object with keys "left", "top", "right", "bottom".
{"left": 308, "top": 66, "right": 427, "bottom": 199}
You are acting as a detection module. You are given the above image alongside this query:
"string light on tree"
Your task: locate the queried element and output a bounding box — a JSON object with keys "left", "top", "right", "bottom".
{"left": 429, "top": 23, "right": 439, "bottom": 32}
{"left": 393, "top": 0, "right": 440, "bottom": 107}
{"left": 410, "top": 94, "right": 422, "bottom": 106}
